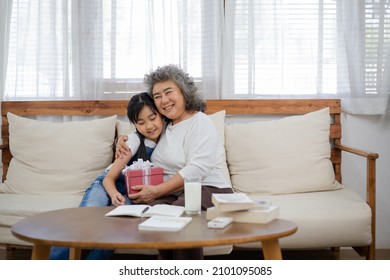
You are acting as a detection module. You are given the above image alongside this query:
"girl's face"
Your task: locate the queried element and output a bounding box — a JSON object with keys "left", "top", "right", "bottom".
{"left": 152, "top": 80, "right": 187, "bottom": 125}
{"left": 134, "top": 105, "right": 164, "bottom": 143}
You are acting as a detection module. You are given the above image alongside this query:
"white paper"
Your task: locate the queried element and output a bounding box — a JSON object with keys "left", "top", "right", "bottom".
{"left": 138, "top": 215, "right": 193, "bottom": 232}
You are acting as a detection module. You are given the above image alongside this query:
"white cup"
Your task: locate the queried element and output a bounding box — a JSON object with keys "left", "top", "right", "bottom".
{"left": 184, "top": 176, "right": 202, "bottom": 215}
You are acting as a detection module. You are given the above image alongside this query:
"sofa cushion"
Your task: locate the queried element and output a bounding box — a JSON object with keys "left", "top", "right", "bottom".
{"left": 236, "top": 187, "right": 372, "bottom": 249}
{"left": 116, "top": 119, "right": 136, "bottom": 135}
{"left": 207, "top": 110, "right": 231, "bottom": 184}
{"left": 0, "top": 194, "right": 83, "bottom": 227}
{"left": 0, "top": 113, "right": 117, "bottom": 195}
{"left": 0, "top": 194, "right": 83, "bottom": 246}
{"left": 225, "top": 108, "right": 340, "bottom": 195}
{"left": 208, "top": 110, "right": 225, "bottom": 143}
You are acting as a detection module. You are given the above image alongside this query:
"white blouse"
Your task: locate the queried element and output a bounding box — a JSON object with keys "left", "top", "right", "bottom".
{"left": 151, "top": 112, "right": 231, "bottom": 189}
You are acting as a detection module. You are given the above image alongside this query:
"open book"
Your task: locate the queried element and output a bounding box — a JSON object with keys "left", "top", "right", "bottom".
{"left": 105, "top": 204, "right": 185, "bottom": 218}
{"left": 138, "top": 215, "right": 193, "bottom": 232}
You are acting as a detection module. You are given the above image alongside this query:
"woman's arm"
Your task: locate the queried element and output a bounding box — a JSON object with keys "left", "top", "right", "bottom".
{"left": 129, "top": 114, "right": 220, "bottom": 203}
{"left": 115, "top": 135, "right": 130, "bottom": 159}
{"left": 103, "top": 152, "right": 132, "bottom": 206}
{"left": 116, "top": 134, "right": 185, "bottom": 203}
{"left": 129, "top": 173, "right": 184, "bottom": 204}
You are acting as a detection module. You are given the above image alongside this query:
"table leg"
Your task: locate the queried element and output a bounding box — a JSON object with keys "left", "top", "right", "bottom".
{"left": 69, "top": 248, "right": 82, "bottom": 260}
{"left": 31, "top": 245, "right": 51, "bottom": 260}
{"left": 261, "top": 239, "right": 282, "bottom": 260}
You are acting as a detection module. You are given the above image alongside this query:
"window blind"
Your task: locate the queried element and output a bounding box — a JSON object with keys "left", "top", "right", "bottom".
{"left": 226, "top": 0, "right": 390, "bottom": 97}
{"left": 228, "top": 0, "right": 338, "bottom": 95}
{"left": 365, "top": 0, "right": 390, "bottom": 95}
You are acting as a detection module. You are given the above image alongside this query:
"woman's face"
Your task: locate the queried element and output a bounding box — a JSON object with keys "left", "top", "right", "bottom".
{"left": 152, "top": 80, "right": 187, "bottom": 124}
{"left": 134, "top": 106, "right": 164, "bottom": 143}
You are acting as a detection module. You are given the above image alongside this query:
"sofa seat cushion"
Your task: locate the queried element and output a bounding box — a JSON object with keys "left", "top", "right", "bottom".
{"left": 0, "top": 226, "right": 31, "bottom": 246}
{"left": 235, "top": 187, "right": 371, "bottom": 249}
{"left": 0, "top": 194, "right": 82, "bottom": 227}
{"left": 0, "top": 194, "right": 83, "bottom": 246}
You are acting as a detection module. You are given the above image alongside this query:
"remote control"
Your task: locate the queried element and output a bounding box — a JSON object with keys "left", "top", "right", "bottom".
{"left": 207, "top": 216, "right": 233, "bottom": 229}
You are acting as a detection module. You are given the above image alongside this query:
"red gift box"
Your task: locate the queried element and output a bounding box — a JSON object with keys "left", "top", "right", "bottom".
{"left": 124, "top": 167, "right": 164, "bottom": 195}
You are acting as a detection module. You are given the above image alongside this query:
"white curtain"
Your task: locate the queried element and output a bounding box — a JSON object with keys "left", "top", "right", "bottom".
{"left": 0, "top": 0, "right": 13, "bottom": 100}
{"left": 3, "top": 0, "right": 390, "bottom": 114}
{"left": 4, "top": 0, "right": 72, "bottom": 100}
{"left": 222, "top": 0, "right": 390, "bottom": 114}
{"left": 337, "top": 0, "right": 390, "bottom": 114}
{"left": 2, "top": 0, "right": 222, "bottom": 101}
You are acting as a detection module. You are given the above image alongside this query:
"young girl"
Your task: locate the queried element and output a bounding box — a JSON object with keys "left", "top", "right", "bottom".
{"left": 78, "top": 92, "right": 165, "bottom": 207}
{"left": 50, "top": 92, "right": 164, "bottom": 260}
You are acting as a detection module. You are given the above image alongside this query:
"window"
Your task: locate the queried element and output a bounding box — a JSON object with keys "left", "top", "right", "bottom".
{"left": 223, "top": 0, "right": 390, "bottom": 98}
{"left": 365, "top": 0, "right": 390, "bottom": 95}
{"left": 227, "top": 0, "right": 337, "bottom": 95}
{"left": 102, "top": 0, "right": 202, "bottom": 94}
{"left": 4, "top": 0, "right": 211, "bottom": 99}
{"left": 3, "top": 0, "right": 390, "bottom": 113}
{"left": 6, "top": 0, "right": 72, "bottom": 99}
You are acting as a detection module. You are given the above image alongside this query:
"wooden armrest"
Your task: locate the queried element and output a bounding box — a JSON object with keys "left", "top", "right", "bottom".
{"left": 334, "top": 143, "right": 378, "bottom": 205}
{"left": 334, "top": 143, "right": 379, "bottom": 160}
{"left": 335, "top": 143, "right": 378, "bottom": 260}
{"left": 0, "top": 140, "right": 9, "bottom": 150}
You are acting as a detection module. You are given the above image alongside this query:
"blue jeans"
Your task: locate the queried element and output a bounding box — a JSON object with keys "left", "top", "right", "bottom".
{"left": 50, "top": 170, "right": 131, "bottom": 260}
{"left": 79, "top": 171, "right": 131, "bottom": 207}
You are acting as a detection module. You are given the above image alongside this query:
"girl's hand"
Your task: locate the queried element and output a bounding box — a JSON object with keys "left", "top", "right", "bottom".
{"left": 115, "top": 135, "right": 130, "bottom": 159}
{"left": 111, "top": 192, "right": 126, "bottom": 206}
{"left": 129, "top": 185, "right": 159, "bottom": 204}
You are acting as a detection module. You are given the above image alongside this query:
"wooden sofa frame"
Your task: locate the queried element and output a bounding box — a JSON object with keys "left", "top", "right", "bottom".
{"left": 0, "top": 99, "right": 378, "bottom": 259}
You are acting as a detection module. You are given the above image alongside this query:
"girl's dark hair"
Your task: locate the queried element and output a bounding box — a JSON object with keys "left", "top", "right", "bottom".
{"left": 127, "top": 92, "right": 160, "bottom": 161}
{"left": 144, "top": 64, "right": 207, "bottom": 112}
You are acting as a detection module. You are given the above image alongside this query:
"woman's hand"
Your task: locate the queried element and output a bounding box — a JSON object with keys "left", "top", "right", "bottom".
{"left": 129, "top": 185, "right": 159, "bottom": 204}
{"left": 130, "top": 175, "right": 185, "bottom": 204}
{"left": 115, "top": 135, "right": 130, "bottom": 159}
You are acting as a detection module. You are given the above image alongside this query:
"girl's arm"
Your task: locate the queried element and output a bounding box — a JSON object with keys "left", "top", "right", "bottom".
{"left": 103, "top": 152, "right": 132, "bottom": 206}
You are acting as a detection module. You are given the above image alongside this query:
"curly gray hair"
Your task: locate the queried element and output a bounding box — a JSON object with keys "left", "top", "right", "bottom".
{"left": 144, "top": 64, "right": 206, "bottom": 112}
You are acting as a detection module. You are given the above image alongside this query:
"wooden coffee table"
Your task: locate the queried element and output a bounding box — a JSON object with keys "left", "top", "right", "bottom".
{"left": 11, "top": 206, "right": 297, "bottom": 260}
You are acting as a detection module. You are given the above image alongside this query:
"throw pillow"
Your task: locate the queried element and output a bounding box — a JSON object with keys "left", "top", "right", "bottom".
{"left": 0, "top": 113, "right": 117, "bottom": 195}
{"left": 208, "top": 110, "right": 231, "bottom": 185}
{"left": 225, "top": 107, "right": 340, "bottom": 195}
{"left": 116, "top": 119, "right": 136, "bottom": 136}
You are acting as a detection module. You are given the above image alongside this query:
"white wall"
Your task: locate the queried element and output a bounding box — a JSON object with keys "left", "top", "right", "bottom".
{"left": 341, "top": 113, "right": 390, "bottom": 249}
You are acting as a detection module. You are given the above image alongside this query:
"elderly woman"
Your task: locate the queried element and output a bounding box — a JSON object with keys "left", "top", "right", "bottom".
{"left": 116, "top": 64, "right": 233, "bottom": 259}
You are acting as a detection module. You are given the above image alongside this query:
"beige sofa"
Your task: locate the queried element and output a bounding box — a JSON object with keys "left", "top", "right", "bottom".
{"left": 0, "top": 99, "right": 378, "bottom": 259}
